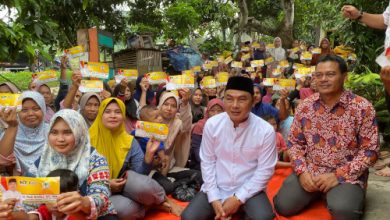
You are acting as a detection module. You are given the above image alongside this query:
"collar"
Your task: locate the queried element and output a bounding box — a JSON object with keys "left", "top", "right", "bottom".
{"left": 226, "top": 112, "right": 252, "bottom": 129}
{"left": 313, "top": 90, "right": 351, "bottom": 108}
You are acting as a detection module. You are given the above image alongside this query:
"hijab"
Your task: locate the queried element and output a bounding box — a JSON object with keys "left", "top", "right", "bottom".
{"left": 254, "top": 42, "right": 267, "bottom": 60}
{"left": 192, "top": 98, "right": 224, "bottom": 136}
{"left": 79, "top": 92, "right": 102, "bottom": 128}
{"left": 190, "top": 88, "right": 204, "bottom": 123}
{"left": 0, "top": 82, "right": 20, "bottom": 93}
{"left": 320, "top": 38, "right": 333, "bottom": 55}
{"left": 89, "top": 98, "right": 133, "bottom": 179}
{"left": 158, "top": 92, "right": 181, "bottom": 150}
{"left": 252, "top": 84, "right": 267, "bottom": 113}
{"left": 36, "top": 109, "right": 91, "bottom": 185}
{"left": 14, "top": 91, "right": 48, "bottom": 174}
{"left": 133, "top": 76, "right": 154, "bottom": 105}
{"left": 269, "top": 37, "right": 286, "bottom": 61}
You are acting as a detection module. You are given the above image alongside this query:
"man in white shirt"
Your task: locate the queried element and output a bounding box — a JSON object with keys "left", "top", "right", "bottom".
{"left": 181, "top": 77, "right": 277, "bottom": 220}
{"left": 2, "top": 178, "right": 23, "bottom": 210}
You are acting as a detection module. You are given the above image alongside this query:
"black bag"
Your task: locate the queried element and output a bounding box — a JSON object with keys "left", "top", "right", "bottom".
{"left": 171, "top": 171, "right": 202, "bottom": 202}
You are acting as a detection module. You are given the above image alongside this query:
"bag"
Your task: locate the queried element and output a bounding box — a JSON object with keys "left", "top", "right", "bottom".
{"left": 172, "top": 182, "right": 197, "bottom": 202}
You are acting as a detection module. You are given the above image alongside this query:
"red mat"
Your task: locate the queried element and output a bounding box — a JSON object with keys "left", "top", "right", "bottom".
{"left": 144, "top": 167, "right": 332, "bottom": 220}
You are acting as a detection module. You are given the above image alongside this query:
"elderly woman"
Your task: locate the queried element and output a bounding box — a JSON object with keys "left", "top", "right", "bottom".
{"left": 89, "top": 98, "right": 182, "bottom": 219}
{"left": 0, "top": 91, "right": 48, "bottom": 175}
{"left": 28, "top": 109, "right": 117, "bottom": 219}
{"left": 79, "top": 92, "right": 101, "bottom": 128}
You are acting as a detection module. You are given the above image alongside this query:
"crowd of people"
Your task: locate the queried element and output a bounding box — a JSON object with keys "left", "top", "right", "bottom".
{"left": 0, "top": 3, "right": 389, "bottom": 220}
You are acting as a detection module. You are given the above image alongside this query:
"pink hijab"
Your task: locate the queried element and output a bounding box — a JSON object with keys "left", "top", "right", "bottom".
{"left": 192, "top": 98, "right": 224, "bottom": 135}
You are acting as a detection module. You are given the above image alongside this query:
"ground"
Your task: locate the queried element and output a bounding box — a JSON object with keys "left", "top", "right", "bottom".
{"left": 364, "top": 168, "right": 390, "bottom": 219}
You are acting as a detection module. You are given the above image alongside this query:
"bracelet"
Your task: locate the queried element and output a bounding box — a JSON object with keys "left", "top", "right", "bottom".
{"left": 357, "top": 11, "right": 364, "bottom": 21}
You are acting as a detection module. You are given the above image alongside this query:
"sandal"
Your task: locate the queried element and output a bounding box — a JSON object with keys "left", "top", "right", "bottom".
{"left": 374, "top": 157, "right": 390, "bottom": 170}
{"left": 375, "top": 166, "right": 390, "bottom": 177}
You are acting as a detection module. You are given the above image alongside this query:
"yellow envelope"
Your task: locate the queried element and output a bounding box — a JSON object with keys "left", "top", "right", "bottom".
{"left": 295, "top": 67, "right": 312, "bottom": 79}
{"left": 273, "top": 79, "right": 296, "bottom": 91}
{"left": 79, "top": 80, "right": 104, "bottom": 93}
{"left": 301, "top": 51, "right": 313, "bottom": 60}
{"left": 134, "top": 121, "right": 169, "bottom": 141}
{"left": 80, "top": 61, "right": 109, "bottom": 79}
{"left": 311, "top": 48, "right": 322, "bottom": 54}
{"left": 34, "top": 70, "right": 58, "bottom": 84}
{"left": 115, "top": 69, "right": 138, "bottom": 83}
{"left": 167, "top": 75, "right": 195, "bottom": 90}
{"left": 265, "top": 57, "right": 274, "bottom": 65}
{"left": 241, "top": 53, "right": 251, "bottom": 61}
{"left": 231, "top": 61, "right": 243, "bottom": 68}
{"left": 192, "top": 66, "right": 201, "bottom": 72}
{"left": 0, "top": 93, "right": 22, "bottom": 110}
{"left": 0, "top": 176, "right": 60, "bottom": 206}
{"left": 146, "top": 72, "right": 167, "bottom": 85}
{"left": 251, "top": 60, "right": 264, "bottom": 68}
{"left": 216, "top": 72, "right": 229, "bottom": 86}
{"left": 262, "top": 78, "right": 277, "bottom": 86}
{"left": 65, "top": 45, "right": 85, "bottom": 58}
{"left": 201, "top": 77, "right": 217, "bottom": 89}
{"left": 224, "top": 56, "right": 233, "bottom": 65}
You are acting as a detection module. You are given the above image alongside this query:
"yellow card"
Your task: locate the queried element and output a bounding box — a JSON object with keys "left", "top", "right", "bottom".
{"left": 278, "top": 60, "right": 289, "bottom": 68}
{"left": 134, "top": 121, "right": 169, "bottom": 141}
{"left": 251, "top": 60, "right": 264, "bottom": 68}
{"left": 201, "top": 77, "right": 217, "bottom": 89}
{"left": 293, "top": 63, "right": 305, "bottom": 69}
{"left": 79, "top": 80, "right": 104, "bottom": 93}
{"left": 65, "top": 45, "right": 85, "bottom": 58}
{"left": 0, "top": 93, "right": 22, "bottom": 111}
{"left": 0, "top": 176, "right": 60, "bottom": 206}
{"left": 273, "top": 79, "right": 296, "bottom": 91}
{"left": 272, "top": 67, "right": 282, "bottom": 76}
{"left": 231, "top": 61, "right": 243, "bottom": 68}
{"left": 241, "top": 47, "right": 250, "bottom": 52}
{"left": 252, "top": 42, "right": 260, "bottom": 49}
{"left": 266, "top": 44, "right": 275, "bottom": 49}
{"left": 216, "top": 72, "right": 229, "bottom": 86}
{"left": 114, "top": 69, "right": 138, "bottom": 83}
{"left": 246, "top": 67, "right": 255, "bottom": 72}
{"left": 241, "top": 53, "right": 251, "bottom": 61}
{"left": 265, "top": 57, "right": 274, "bottom": 65}
{"left": 80, "top": 61, "right": 109, "bottom": 79}
{"left": 290, "top": 47, "right": 300, "bottom": 53}
{"left": 301, "top": 51, "right": 313, "bottom": 60}
{"left": 34, "top": 70, "right": 58, "bottom": 84}
{"left": 182, "top": 70, "right": 194, "bottom": 77}
{"left": 224, "top": 56, "right": 233, "bottom": 65}
{"left": 203, "top": 63, "right": 214, "bottom": 71}
{"left": 166, "top": 75, "right": 194, "bottom": 90}
{"left": 192, "top": 66, "right": 201, "bottom": 72}
{"left": 295, "top": 67, "right": 312, "bottom": 79}
{"left": 146, "top": 72, "right": 167, "bottom": 85}
{"left": 262, "top": 78, "right": 277, "bottom": 86}
{"left": 209, "top": 61, "right": 219, "bottom": 67}
{"left": 217, "top": 56, "right": 225, "bottom": 63}
{"left": 223, "top": 51, "right": 233, "bottom": 58}
{"left": 348, "top": 53, "right": 357, "bottom": 61}
{"left": 311, "top": 48, "right": 322, "bottom": 54}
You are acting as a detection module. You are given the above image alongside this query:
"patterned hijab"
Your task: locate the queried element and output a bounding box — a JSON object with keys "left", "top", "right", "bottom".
{"left": 36, "top": 109, "right": 91, "bottom": 185}
{"left": 14, "top": 91, "right": 48, "bottom": 174}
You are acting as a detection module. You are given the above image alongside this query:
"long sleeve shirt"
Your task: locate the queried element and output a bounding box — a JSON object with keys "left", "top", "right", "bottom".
{"left": 288, "top": 91, "right": 379, "bottom": 188}
{"left": 200, "top": 112, "right": 277, "bottom": 203}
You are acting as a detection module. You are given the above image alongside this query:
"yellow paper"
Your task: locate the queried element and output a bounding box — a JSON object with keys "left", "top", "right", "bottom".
{"left": 65, "top": 46, "right": 85, "bottom": 58}
{"left": 241, "top": 53, "right": 251, "bottom": 61}
{"left": 301, "top": 51, "right": 313, "bottom": 60}
{"left": 0, "top": 94, "right": 22, "bottom": 110}
{"left": 217, "top": 56, "right": 225, "bottom": 63}
{"left": 192, "top": 66, "right": 201, "bottom": 72}
{"left": 265, "top": 57, "right": 274, "bottom": 65}
{"left": 278, "top": 60, "right": 289, "bottom": 68}
{"left": 216, "top": 72, "right": 229, "bottom": 86}
{"left": 115, "top": 69, "right": 138, "bottom": 84}
{"left": 241, "top": 47, "right": 250, "bottom": 52}
{"left": 311, "top": 48, "right": 322, "bottom": 54}
{"left": 79, "top": 80, "right": 104, "bottom": 93}
{"left": 231, "top": 61, "right": 243, "bottom": 68}
{"left": 80, "top": 61, "right": 109, "bottom": 79}
{"left": 134, "top": 121, "right": 169, "bottom": 141}
{"left": 272, "top": 67, "right": 282, "bottom": 76}
{"left": 0, "top": 176, "right": 60, "bottom": 206}
{"left": 182, "top": 70, "right": 194, "bottom": 77}
{"left": 209, "top": 61, "right": 219, "bottom": 67}
{"left": 203, "top": 63, "right": 214, "bottom": 71}
{"left": 251, "top": 60, "right": 264, "bottom": 68}
{"left": 34, "top": 70, "right": 58, "bottom": 84}
{"left": 266, "top": 44, "right": 275, "bottom": 49}
{"left": 290, "top": 47, "right": 300, "bottom": 53}
{"left": 273, "top": 79, "right": 296, "bottom": 91}
{"left": 201, "top": 77, "right": 217, "bottom": 89}
{"left": 262, "top": 78, "right": 277, "bottom": 86}
{"left": 252, "top": 42, "right": 260, "bottom": 49}
{"left": 146, "top": 72, "right": 167, "bottom": 85}
{"left": 223, "top": 51, "right": 233, "bottom": 58}
{"left": 224, "top": 56, "right": 233, "bottom": 65}
{"left": 348, "top": 53, "right": 357, "bottom": 61}
{"left": 166, "top": 75, "right": 194, "bottom": 90}
{"left": 293, "top": 63, "right": 305, "bottom": 69}
{"left": 246, "top": 67, "right": 255, "bottom": 72}
{"left": 295, "top": 67, "right": 312, "bottom": 79}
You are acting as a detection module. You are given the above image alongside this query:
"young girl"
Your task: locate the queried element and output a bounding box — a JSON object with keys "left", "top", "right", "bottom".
{"left": 262, "top": 115, "right": 291, "bottom": 167}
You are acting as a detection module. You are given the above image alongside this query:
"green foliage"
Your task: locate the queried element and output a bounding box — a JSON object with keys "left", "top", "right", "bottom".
{"left": 199, "top": 37, "right": 234, "bottom": 55}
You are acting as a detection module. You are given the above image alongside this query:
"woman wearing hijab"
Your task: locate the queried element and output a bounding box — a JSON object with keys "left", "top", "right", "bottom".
{"left": 79, "top": 93, "right": 101, "bottom": 128}
{"left": 113, "top": 80, "right": 139, "bottom": 133}
{"left": 252, "top": 84, "right": 280, "bottom": 122}
{"left": 190, "top": 88, "right": 205, "bottom": 124}
{"left": 0, "top": 91, "right": 48, "bottom": 175}
{"left": 268, "top": 37, "right": 286, "bottom": 61}
{"left": 190, "top": 99, "right": 224, "bottom": 170}
{"left": 311, "top": 38, "right": 334, "bottom": 65}
{"left": 28, "top": 109, "right": 117, "bottom": 219}
{"left": 89, "top": 98, "right": 181, "bottom": 219}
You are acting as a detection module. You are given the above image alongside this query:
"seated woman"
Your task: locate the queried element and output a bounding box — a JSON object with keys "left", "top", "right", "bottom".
{"left": 89, "top": 98, "right": 182, "bottom": 219}
{"left": 190, "top": 99, "right": 224, "bottom": 170}
{"left": 79, "top": 93, "right": 101, "bottom": 128}
{"left": 0, "top": 91, "right": 48, "bottom": 175}
{"left": 190, "top": 88, "right": 205, "bottom": 124}
{"left": 27, "top": 109, "right": 116, "bottom": 219}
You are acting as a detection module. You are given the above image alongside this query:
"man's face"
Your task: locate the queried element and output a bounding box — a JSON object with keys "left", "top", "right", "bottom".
{"left": 8, "top": 182, "right": 16, "bottom": 191}
{"left": 223, "top": 90, "right": 253, "bottom": 126}
{"left": 314, "top": 61, "right": 346, "bottom": 96}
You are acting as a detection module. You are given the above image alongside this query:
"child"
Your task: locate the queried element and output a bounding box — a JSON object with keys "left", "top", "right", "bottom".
{"left": 29, "top": 169, "right": 82, "bottom": 220}
{"left": 262, "top": 115, "right": 291, "bottom": 167}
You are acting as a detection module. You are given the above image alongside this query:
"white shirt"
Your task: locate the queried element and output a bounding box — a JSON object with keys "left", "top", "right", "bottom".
{"left": 200, "top": 112, "right": 277, "bottom": 203}
{"left": 383, "top": 2, "right": 390, "bottom": 48}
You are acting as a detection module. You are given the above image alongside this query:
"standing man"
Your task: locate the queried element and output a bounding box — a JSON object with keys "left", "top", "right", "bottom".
{"left": 274, "top": 55, "right": 379, "bottom": 220}
{"left": 342, "top": 3, "right": 390, "bottom": 176}
{"left": 181, "top": 76, "right": 277, "bottom": 220}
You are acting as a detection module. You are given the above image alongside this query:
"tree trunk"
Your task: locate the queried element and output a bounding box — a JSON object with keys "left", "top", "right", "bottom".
{"left": 236, "top": 0, "right": 249, "bottom": 45}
